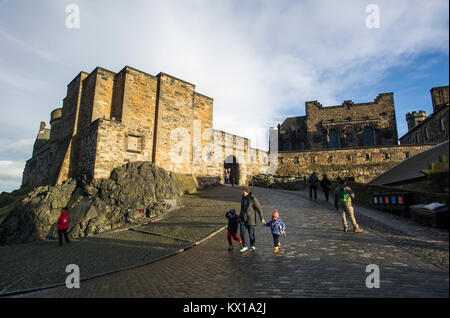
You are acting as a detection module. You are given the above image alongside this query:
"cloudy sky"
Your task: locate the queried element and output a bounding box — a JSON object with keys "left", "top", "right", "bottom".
{"left": 0, "top": 0, "right": 448, "bottom": 192}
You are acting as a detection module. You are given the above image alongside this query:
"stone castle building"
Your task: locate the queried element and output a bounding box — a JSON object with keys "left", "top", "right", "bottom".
{"left": 22, "top": 66, "right": 269, "bottom": 189}
{"left": 22, "top": 64, "right": 448, "bottom": 187}
{"left": 278, "top": 93, "right": 398, "bottom": 151}
{"left": 399, "top": 86, "right": 449, "bottom": 146}
{"left": 275, "top": 91, "right": 445, "bottom": 183}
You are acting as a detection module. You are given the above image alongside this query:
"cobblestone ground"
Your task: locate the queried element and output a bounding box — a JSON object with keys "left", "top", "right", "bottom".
{"left": 9, "top": 185, "right": 448, "bottom": 298}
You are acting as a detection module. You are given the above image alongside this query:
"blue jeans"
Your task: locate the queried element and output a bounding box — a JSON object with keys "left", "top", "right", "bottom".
{"left": 240, "top": 224, "right": 255, "bottom": 248}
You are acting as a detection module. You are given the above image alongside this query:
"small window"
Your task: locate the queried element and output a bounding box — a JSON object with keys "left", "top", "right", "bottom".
{"left": 328, "top": 156, "right": 333, "bottom": 163}
{"left": 405, "top": 152, "right": 410, "bottom": 159}
{"left": 440, "top": 117, "right": 446, "bottom": 131}
{"left": 127, "top": 135, "right": 144, "bottom": 153}
{"left": 424, "top": 127, "right": 430, "bottom": 140}
{"left": 347, "top": 155, "right": 352, "bottom": 161}
{"left": 365, "top": 154, "right": 370, "bottom": 161}
{"left": 295, "top": 157, "right": 299, "bottom": 164}
{"left": 311, "top": 156, "right": 316, "bottom": 163}
{"left": 415, "top": 133, "right": 421, "bottom": 144}
{"left": 384, "top": 153, "right": 390, "bottom": 160}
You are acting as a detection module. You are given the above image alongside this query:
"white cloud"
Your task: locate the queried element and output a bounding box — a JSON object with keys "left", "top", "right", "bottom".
{"left": 0, "top": 0, "right": 448, "bottom": 192}
{"left": 114, "top": 0, "right": 448, "bottom": 148}
{"left": 0, "top": 28, "right": 54, "bottom": 62}
{"left": 0, "top": 138, "right": 34, "bottom": 160}
{"left": 0, "top": 160, "right": 25, "bottom": 180}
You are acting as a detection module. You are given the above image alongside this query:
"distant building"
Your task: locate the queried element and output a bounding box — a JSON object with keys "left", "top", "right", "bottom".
{"left": 399, "top": 86, "right": 449, "bottom": 146}
{"left": 278, "top": 93, "right": 398, "bottom": 151}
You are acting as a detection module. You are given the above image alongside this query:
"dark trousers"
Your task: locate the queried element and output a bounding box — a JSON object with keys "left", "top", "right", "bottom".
{"left": 58, "top": 229, "right": 70, "bottom": 246}
{"left": 309, "top": 186, "right": 317, "bottom": 199}
{"left": 240, "top": 224, "right": 255, "bottom": 248}
{"left": 273, "top": 234, "right": 280, "bottom": 247}
{"left": 323, "top": 189, "right": 329, "bottom": 202}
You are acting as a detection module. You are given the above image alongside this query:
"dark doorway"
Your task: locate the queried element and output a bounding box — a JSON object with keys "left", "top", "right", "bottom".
{"left": 224, "top": 155, "right": 240, "bottom": 186}
{"left": 363, "top": 127, "right": 375, "bottom": 147}
{"left": 328, "top": 129, "right": 340, "bottom": 148}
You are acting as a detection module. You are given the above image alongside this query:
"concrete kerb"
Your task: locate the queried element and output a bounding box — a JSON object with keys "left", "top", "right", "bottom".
{"left": 0, "top": 218, "right": 227, "bottom": 298}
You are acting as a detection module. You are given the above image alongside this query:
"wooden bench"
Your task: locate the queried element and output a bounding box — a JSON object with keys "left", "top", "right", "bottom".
{"left": 409, "top": 204, "right": 449, "bottom": 229}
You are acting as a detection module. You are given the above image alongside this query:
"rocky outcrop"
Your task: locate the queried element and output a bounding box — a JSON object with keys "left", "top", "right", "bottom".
{"left": 0, "top": 162, "right": 183, "bottom": 245}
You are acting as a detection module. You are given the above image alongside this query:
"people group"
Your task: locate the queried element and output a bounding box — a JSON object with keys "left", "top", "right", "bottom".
{"left": 56, "top": 173, "right": 362, "bottom": 252}
{"left": 225, "top": 174, "right": 363, "bottom": 254}
{"left": 225, "top": 186, "right": 288, "bottom": 254}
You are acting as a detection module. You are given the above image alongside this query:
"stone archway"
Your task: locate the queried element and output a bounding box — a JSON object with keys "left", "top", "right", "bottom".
{"left": 224, "top": 155, "right": 240, "bottom": 185}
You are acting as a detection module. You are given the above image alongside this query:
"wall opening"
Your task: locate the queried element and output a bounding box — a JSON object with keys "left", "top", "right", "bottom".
{"left": 224, "top": 155, "right": 240, "bottom": 185}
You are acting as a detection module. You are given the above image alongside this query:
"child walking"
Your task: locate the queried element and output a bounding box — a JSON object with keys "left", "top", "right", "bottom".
{"left": 225, "top": 208, "right": 242, "bottom": 251}
{"left": 264, "top": 210, "right": 286, "bottom": 253}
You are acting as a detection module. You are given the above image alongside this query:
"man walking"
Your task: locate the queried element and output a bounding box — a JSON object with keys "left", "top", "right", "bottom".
{"left": 334, "top": 179, "right": 363, "bottom": 233}
{"left": 239, "top": 186, "right": 265, "bottom": 252}
{"left": 308, "top": 172, "right": 319, "bottom": 199}
{"left": 320, "top": 174, "right": 331, "bottom": 202}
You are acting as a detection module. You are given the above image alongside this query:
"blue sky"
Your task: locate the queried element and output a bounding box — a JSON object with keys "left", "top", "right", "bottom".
{"left": 0, "top": 0, "right": 448, "bottom": 192}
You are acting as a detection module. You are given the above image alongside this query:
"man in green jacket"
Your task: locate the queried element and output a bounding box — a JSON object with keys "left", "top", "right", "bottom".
{"left": 334, "top": 178, "right": 363, "bottom": 233}
{"left": 239, "top": 186, "right": 265, "bottom": 252}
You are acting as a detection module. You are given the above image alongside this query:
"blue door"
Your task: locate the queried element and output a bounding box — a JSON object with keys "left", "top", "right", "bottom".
{"left": 363, "top": 127, "right": 375, "bottom": 146}
{"left": 328, "top": 129, "right": 339, "bottom": 148}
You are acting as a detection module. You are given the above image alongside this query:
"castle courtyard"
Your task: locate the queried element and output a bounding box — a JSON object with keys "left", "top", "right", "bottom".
{"left": 1, "top": 185, "right": 447, "bottom": 298}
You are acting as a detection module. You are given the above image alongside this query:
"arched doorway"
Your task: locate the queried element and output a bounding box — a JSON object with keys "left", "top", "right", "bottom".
{"left": 224, "top": 155, "right": 240, "bottom": 185}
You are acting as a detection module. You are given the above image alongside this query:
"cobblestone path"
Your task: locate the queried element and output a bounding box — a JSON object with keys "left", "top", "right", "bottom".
{"left": 8, "top": 186, "right": 449, "bottom": 298}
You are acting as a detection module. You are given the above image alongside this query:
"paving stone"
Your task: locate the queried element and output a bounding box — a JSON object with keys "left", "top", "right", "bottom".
{"left": 3, "top": 185, "right": 449, "bottom": 298}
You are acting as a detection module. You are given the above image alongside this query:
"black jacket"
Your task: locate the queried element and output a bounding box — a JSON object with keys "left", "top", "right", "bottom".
{"left": 225, "top": 210, "right": 239, "bottom": 233}
{"left": 239, "top": 193, "right": 263, "bottom": 226}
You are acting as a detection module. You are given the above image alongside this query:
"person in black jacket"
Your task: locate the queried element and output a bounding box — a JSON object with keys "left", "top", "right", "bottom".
{"left": 320, "top": 174, "right": 331, "bottom": 202}
{"left": 225, "top": 208, "right": 242, "bottom": 251}
{"left": 239, "top": 186, "right": 264, "bottom": 252}
{"left": 308, "top": 172, "right": 319, "bottom": 199}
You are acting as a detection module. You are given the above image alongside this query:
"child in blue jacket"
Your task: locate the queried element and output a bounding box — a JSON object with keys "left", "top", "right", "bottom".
{"left": 264, "top": 210, "right": 286, "bottom": 253}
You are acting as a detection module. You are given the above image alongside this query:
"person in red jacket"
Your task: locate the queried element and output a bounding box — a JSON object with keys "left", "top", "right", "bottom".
{"left": 58, "top": 208, "right": 71, "bottom": 246}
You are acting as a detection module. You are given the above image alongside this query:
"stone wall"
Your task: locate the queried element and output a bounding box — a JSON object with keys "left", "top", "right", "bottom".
{"left": 400, "top": 105, "right": 449, "bottom": 145}
{"left": 276, "top": 144, "right": 434, "bottom": 183}
{"left": 61, "top": 72, "right": 88, "bottom": 139}
{"left": 153, "top": 73, "right": 196, "bottom": 174}
{"left": 431, "top": 86, "right": 449, "bottom": 112}
{"left": 251, "top": 176, "right": 449, "bottom": 207}
{"left": 23, "top": 66, "right": 269, "bottom": 189}
{"left": 305, "top": 93, "right": 398, "bottom": 150}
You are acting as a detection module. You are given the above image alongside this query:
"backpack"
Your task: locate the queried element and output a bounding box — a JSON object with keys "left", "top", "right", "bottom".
{"left": 337, "top": 188, "right": 350, "bottom": 202}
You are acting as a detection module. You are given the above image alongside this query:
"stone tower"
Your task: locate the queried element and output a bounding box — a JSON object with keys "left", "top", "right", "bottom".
{"left": 406, "top": 111, "right": 427, "bottom": 131}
